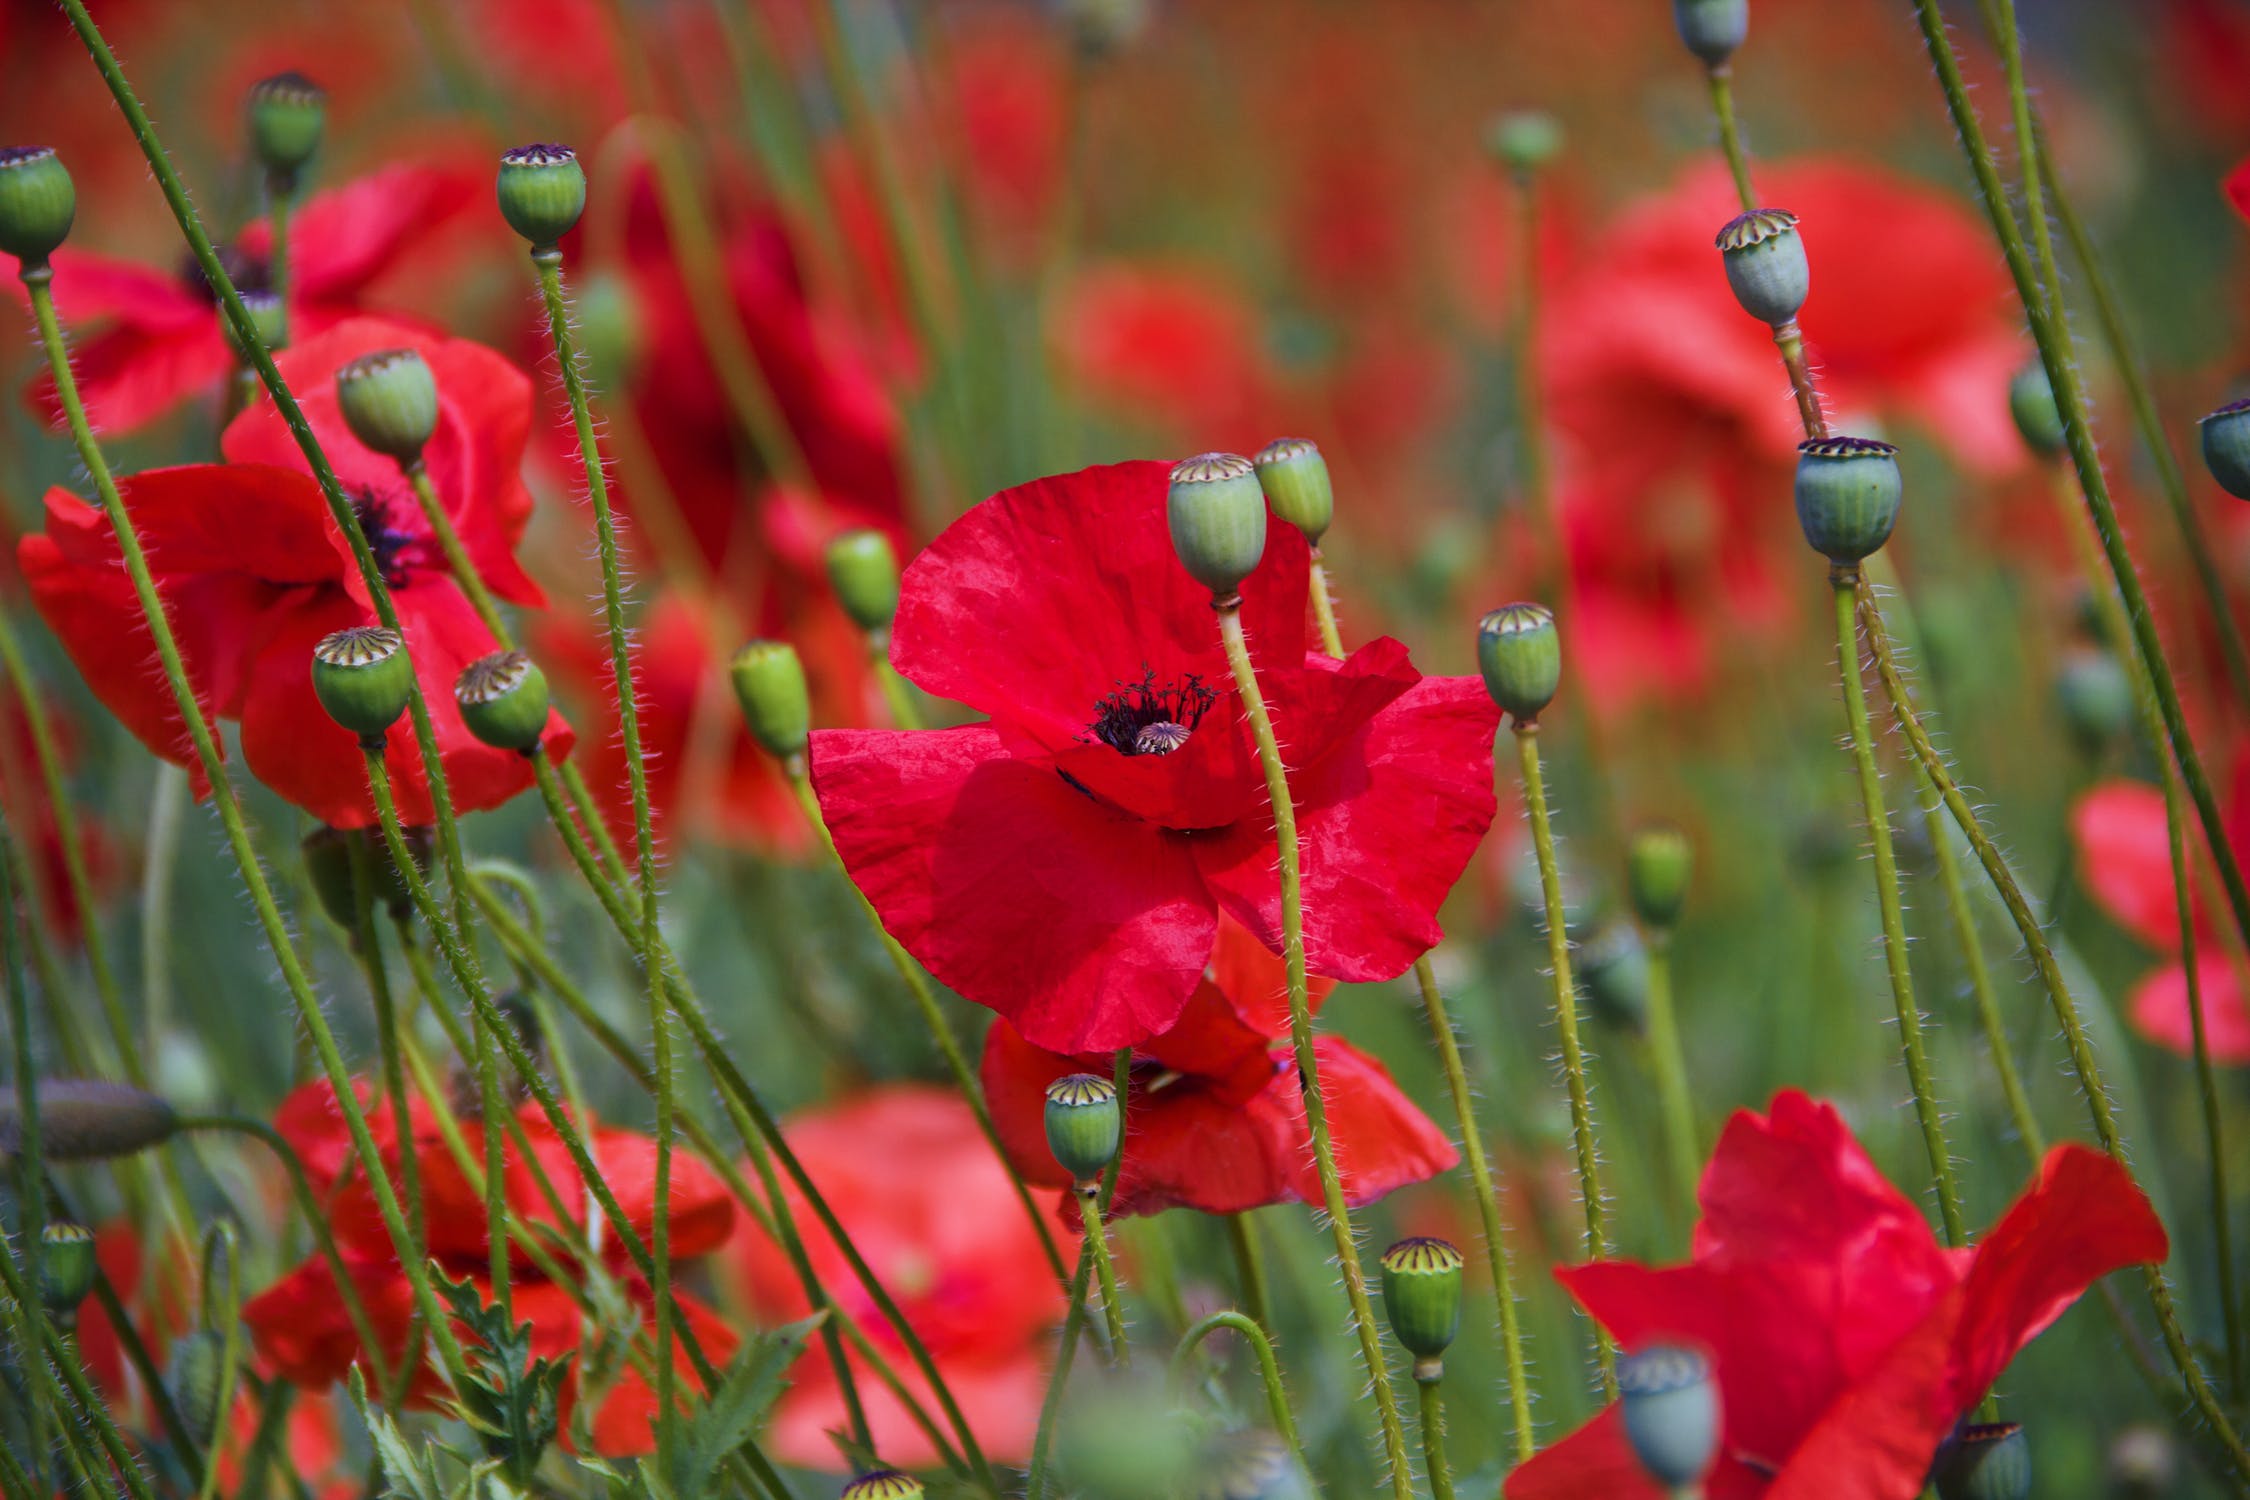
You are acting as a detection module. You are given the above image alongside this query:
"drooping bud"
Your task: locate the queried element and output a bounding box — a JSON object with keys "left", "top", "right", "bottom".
{"left": 1617, "top": 1345, "right": 1720, "bottom": 1491}
{"left": 1933, "top": 1422, "right": 2031, "bottom": 1500}
{"left": 731, "top": 640, "right": 811, "bottom": 761}
{"left": 1192, "top": 1429, "right": 1314, "bottom": 1500}
{"left": 1252, "top": 437, "right": 1334, "bottom": 544}
{"left": 1627, "top": 825, "right": 1692, "bottom": 931}
{"left": 245, "top": 73, "right": 326, "bottom": 188}
{"left": 1477, "top": 602, "right": 1561, "bottom": 724}
{"left": 0, "top": 1079, "right": 179, "bottom": 1161}
{"left": 2007, "top": 358, "right": 2064, "bottom": 459}
{"left": 301, "top": 824, "right": 433, "bottom": 930}
{"left": 841, "top": 1471, "right": 925, "bottom": 1500}
{"left": 1044, "top": 1073, "right": 1122, "bottom": 1188}
{"left": 0, "top": 147, "right": 76, "bottom": 268}
{"left": 336, "top": 348, "right": 438, "bottom": 466}
{"left": 2054, "top": 646, "right": 2133, "bottom": 757}
{"left": 2199, "top": 397, "right": 2250, "bottom": 501}
{"left": 220, "top": 290, "right": 288, "bottom": 362}
{"left": 169, "top": 1328, "right": 230, "bottom": 1447}
{"left": 1378, "top": 1237, "right": 1464, "bottom": 1376}
{"left": 1673, "top": 0, "right": 1749, "bottom": 66}
{"left": 311, "top": 626, "right": 413, "bottom": 744}
{"left": 497, "top": 144, "right": 587, "bottom": 250}
{"left": 1715, "top": 209, "right": 1807, "bottom": 326}
{"left": 1167, "top": 453, "right": 1268, "bottom": 597}
{"left": 454, "top": 650, "right": 550, "bottom": 753}
{"left": 37, "top": 1221, "right": 100, "bottom": 1322}
{"left": 1484, "top": 110, "right": 1564, "bottom": 174}
{"left": 826, "top": 529, "right": 902, "bottom": 634}
{"left": 1579, "top": 922, "right": 1651, "bottom": 1032}
{"left": 1794, "top": 436, "right": 1901, "bottom": 566}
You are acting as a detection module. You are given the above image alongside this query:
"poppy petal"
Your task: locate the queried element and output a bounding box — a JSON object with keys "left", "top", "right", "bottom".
{"left": 2129, "top": 956, "right": 2250, "bottom": 1062}
{"left": 2071, "top": 779, "right": 2185, "bottom": 950}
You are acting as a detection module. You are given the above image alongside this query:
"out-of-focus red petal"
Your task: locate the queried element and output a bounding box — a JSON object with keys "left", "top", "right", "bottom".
{"left": 1279, "top": 1036, "right": 1457, "bottom": 1207}
{"left": 580, "top": 1291, "right": 739, "bottom": 1457}
{"left": 37, "top": 249, "right": 204, "bottom": 328}
{"left": 1763, "top": 1295, "right": 1962, "bottom": 1500}
{"left": 2071, "top": 779, "right": 2187, "bottom": 949}
{"left": 768, "top": 1348, "right": 1051, "bottom": 1472}
{"left": 35, "top": 322, "right": 234, "bottom": 433}
{"left": 243, "top": 1254, "right": 436, "bottom": 1406}
{"left": 261, "top": 162, "right": 484, "bottom": 304}
{"left": 585, "top": 1125, "right": 737, "bottom": 1261}
{"left": 2129, "top": 955, "right": 2250, "bottom": 1062}
{"left": 2227, "top": 158, "right": 2250, "bottom": 223}
{"left": 1206, "top": 911, "right": 1335, "bottom": 1038}
{"left": 1504, "top": 1406, "right": 1669, "bottom": 1500}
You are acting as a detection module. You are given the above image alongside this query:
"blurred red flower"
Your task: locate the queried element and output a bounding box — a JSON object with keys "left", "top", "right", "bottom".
{"left": 727, "top": 1084, "right": 1074, "bottom": 1470}
{"left": 243, "top": 1075, "right": 737, "bottom": 1458}
{"left": 809, "top": 460, "right": 1500, "bottom": 1053}
{"left": 982, "top": 918, "right": 1457, "bottom": 1218}
{"left": 0, "top": 686, "right": 116, "bottom": 943}
{"left": 1506, "top": 1091, "right": 2165, "bottom": 1500}
{"left": 1051, "top": 267, "right": 1285, "bottom": 449}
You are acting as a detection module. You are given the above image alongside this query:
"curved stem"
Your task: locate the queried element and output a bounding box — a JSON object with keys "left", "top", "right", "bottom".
{"left": 1641, "top": 933, "right": 1702, "bottom": 1212}
{"left": 1168, "top": 1311, "right": 1304, "bottom": 1459}
{"left": 1705, "top": 65, "right": 1757, "bottom": 211}
{"left": 1415, "top": 1375, "right": 1456, "bottom": 1500}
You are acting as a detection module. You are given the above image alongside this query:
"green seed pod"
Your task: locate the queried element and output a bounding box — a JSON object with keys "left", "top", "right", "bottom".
{"left": 731, "top": 639, "right": 812, "bottom": 760}
{"left": 169, "top": 1328, "right": 230, "bottom": 1448}
{"left": 1794, "top": 436, "right": 1902, "bottom": 566}
{"left": 826, "top": 528, "right": 903, "bottom": 633}
{"left": 455, "top": 650, "right": 550, "bottom": 753}
{"left": 1715, "top": 208, "right": 1808, "bottom": 326}
{"left": 574, "top": 269, "right": 646, "bottom": 388}
{"left": 1627, "top": 825, "right": 1693, "bottom": 931}
{"left": 1044, "top": 1073, "right": 1122, "bottom": 1186}
{"left": 1617, "top": 1345, "right": 1720, "bottom": 1490}
{"left": 336, "top": 348, "right": 439, "bottom": 466}
{"left": 841, "top": 1471, "right": 924, "bottom": 1500}
{"left": 2199, "top": 398, "right": 2250, "bottom": 501}
{"left": 1933, "top": 1422, "right": 2031, "bottom": 1500}
{"left": 1167, "top": 452, "right": 1269, "bottom": 597}
{"left": 245, "top": 73, "right": 325, "bottom": 186}
{"left": 0, "top": 147, "right": 76, "bottom": 268}
{"left": 311, "top": 626, "right": 413, "bottom": 744}
{"left": 37, "top": 1221, "right": 100, "bottom": 1322}
{"left": 0, "top": 1079, "right": 179, "bottom": 1161}
{"left": 2054, "top": 646, "right": 2133, "bottom": 758}
{"left": 1673, "top": 0, "right": 1748, "bottom": 65}
{"left": 1378, "top": 1237, "right": 1464, "bottom": 1370}
{"left": 1578, "top": 922, "right": 1651, "bottom": 1033}
{"left": 220, "top": 290, "right": 289, "bottom": 363}
{"left": 1252, "top": 436, "right": 1334, "bottom": 544}
{"left": 2008, "top": 358, "right": 2064, "bottom": 459}
{"left": 301, "top": 824, "right": 433, "bottom": 929}
{"left": 1477, "top": 602, "right": 1561, "bottom": 724}
{"left": 1193, "top": 1429, "right": 1314, "bottom": 1500}
{"left": 497, "top": 144, "right": 587, "bottom": 250}
{"left": 1483, "top": 110, "right": 1564, "bottom": 173}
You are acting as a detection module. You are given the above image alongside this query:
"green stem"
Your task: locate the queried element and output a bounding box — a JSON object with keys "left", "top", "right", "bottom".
{"left": 871, "top": 641, "right": 923, "bottom": 730}
{"left": 1415, "top": 1374, "right": 1456, "bottom": 1500}
{"left": 1507, "top": 163, "right": 1558, "bottom": 585}
{"left": 1226, "top": 1212, "right": 1273, "bottom": 1334}
{"left": 407, "top": 464, "right": 511, "bottom": 645}
{"left": 192, "top": 1230, "right": 245, "bottom": 1500}
{"left": 1642, "top": 933, "right": 1702, "bottom": 1212}
{"left": 1168, "top": 1311, "right": 1304, "bottom": 1460}
{"left": 0, "top": 810, "right": 50, "bottom": 1489}
{"left": 1308, "top": 554, "right": 1345, "bottom": 660}
{"left": 268, "top": 185, "right": 292, "bottom": 309}
{"left": 1705, "top": 65, "right": 1757, "bottom": 211}
{"left": 141, "top": 762, "right": 185, "bottom": 1039}
{"left": 1083, "top": 1183, "right": 1131, "bottom": 1367}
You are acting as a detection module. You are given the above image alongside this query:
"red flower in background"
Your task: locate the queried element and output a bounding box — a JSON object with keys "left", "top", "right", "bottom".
{"left": 244, "top": 1076, "right": 737, "bottom": 1457}
{"left": 810, "top": 461, "right": 1500, "bottom": 1053}
{"left": 728, "top": 1085, "right": 1075, "bottom": 1470}
{"left": 1506, "top": 1091, "right": 2165, "bottom": 1500}
{"left": 0, "top": 687, "right": 116, "bottom": 943}
{"left": 983, "top": 919, "right": 1457, "bottom": 1218}
{"left": 1051, "top": 267, "right": 1285, "bottom": 449}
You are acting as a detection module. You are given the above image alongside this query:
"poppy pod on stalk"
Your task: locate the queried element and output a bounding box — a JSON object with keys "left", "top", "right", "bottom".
{"left": 1715, "top": 209, "right": 1808, "bottom": 326}
{"left": 1477, "top": 603, "right": 1561, "bottom": 724}
{"left": 1253, "top": 436, "right": 1334, "bottom": 543}
{"left": 1627, "top": 825, "right": 1692, "bottom": 931}
{"left": 1379, "top": 1237, "right": 1464, "bottom": 1375}
{"left": 336, "top": 348, "right": 439, "bottom": 466}
{"left": 1486, "top": 110, "right": 1565, "bottom": 173}
{"left": 1168, "top": 452, "right": 1268, "bottom": 596}
{"left": 1617, "top": 1346, "right": 1721, "bottom": 1491}
{"left": 1794, "top": 436, "right": 1901, "bottom": 566}
{"left": 497, "top": 144, "right": 586, "bottom": 250}
{"left": 246, "top": 73, "right": 326, "bottom": 188}
{"left": 1044, "top": 1071, "right": 1123, "bottom": 1187}
{"left": 730, "top": 639, "right": 811, "bottom": 760}
{"left": 310, "top": 626, "right": 413, "bottom": 745}
{"left": 2199, "top": 397, "right": 2250, "bottom": 500}
{"left": 1673, "top": 0, "right": 1749, "bottom": 66}
{"left": 0, "top": 146, "right": 75, "bottom": 268}
{"left": 841, "top": 1474, "right": 925, "bottom": 1500}
{"left": 37, "top": 1221, "right": 100, "bottom": 1323}
{"left": 825, "top": 528, "right": 902, "bottom": 633}
{"left": 455, "top": 650, "right": 551, "bottom": 753}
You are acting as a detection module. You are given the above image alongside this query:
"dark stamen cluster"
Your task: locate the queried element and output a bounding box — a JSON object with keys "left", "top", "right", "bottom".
{"left": 1087, "top": 670, "right": 1216, "bottom": 757}
{"left": 352, "top": 488, "right": 418, "bottom": 589}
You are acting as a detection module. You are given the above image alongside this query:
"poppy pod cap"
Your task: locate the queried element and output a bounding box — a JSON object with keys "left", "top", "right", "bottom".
{"left": 0, "top": 147, "right": 75, "bottom": 267}
{"left": 1477, "top": 602, "right": 1561, "bottom": 723}
{"left": 2199, "top": 398, "right": 2250, "bottom": 501}
{"left": 1253, "top": 436, "right": 1335, "bottom": 543}
{"left": 246, "top": 73, "right": 325, "bottom": 182}
{"left": 497, "top": 143, "right": 587, "bottom": 249}
{"left": 455, "top": 650, "right": 551, "bottom": 753}
{"left": 1485, "top": 110, "right": 1564, "bottom": 173}
{"left": 221, "top": 290, "right": 288, "bottom": 363}
{"left": 2008, "top": 359, "right": 2064, "bottom": 459}
{"left": 1673, "top": 0, "right": 1748, "bottom": 64}
{"left": 826, "top": 528, "right": 903, "bottom": 633}
{"left": 170, "top": 1329, "right": 229, "bottom": 1447}
{"left": 1627, "top": 825, "right": 1693, "bottom": 930}
{"left": 1168, "top": 452, "right": 1269, "bottom": 596}
{"left": 37, "top": 1221, "right": 99, "bottom": 1319}
{"left": 1715, "top": 208, "right": 1808, "bottom": 326}
{"left": 1044, "top": 1072, "right": 1122, "bottom": 1185}
{"left": 1617, "top": 1345, "right": 1721, "bottom": 1490}
{"left": 1580, "top": 921, "right": 1652, "bottom": 1032}
{"left": 730, "top": 639, "right": 811, "bottom": 760}
{"left": 311, "top": 626, "right": 413, "bottom": 742}
{"left": 1795, "top": 436, "right": 1902, "bottom": 565}
{"left": 841, "top": 1472, "right": 925, "bottom": 1500}
{"left": 1379, "top": 1237, "right": 1464, "bottom": 1365}
{"left": 336, "top": 348, "right": 439, "bottom": 465}
{"left": 1933, "top": 1422, "right": 2032, "bottom": 1500}
{"left": 0, "top": 1079, "right": 179, "bottom": 1161}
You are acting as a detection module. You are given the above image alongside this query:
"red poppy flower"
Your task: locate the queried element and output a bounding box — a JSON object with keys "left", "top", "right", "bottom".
{"left": 0, "top": 687, "right": 115, "bottom": 943}
{"left": 1050, "top": 267, "right": 1287, "bottom": 450}
{"left": 1506, "top": 1091, "right": 2167, "bottom": 1500}
{"left": 982, "top": 918, "right": 1457, "bottom": 1218}
{"left": 243, "top": 1075, "right": 737, "bottom": 1458}
{"left": 18, "top": 163, "right": 479, "bottom": 434}
{"left": 16, "top": 316, "right": 570, "bottom": 829}
{"left": 808, "top": 460, "right": 1500, "bottom": 1053}
{"left": 726, "top": 1085, "right": 1076, "bottom": 1470}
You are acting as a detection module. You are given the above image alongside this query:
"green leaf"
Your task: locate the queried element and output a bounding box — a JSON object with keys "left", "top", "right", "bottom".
{"left": 348, "top": 1366, "right": 452, "bottom": 1500}
{"left": 667, "top": 1312, "right": 825, "bottom": 1493}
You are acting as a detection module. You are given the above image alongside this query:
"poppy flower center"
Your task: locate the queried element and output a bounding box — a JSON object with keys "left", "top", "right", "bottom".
{"left": 1087, "top": 672, "right": 1217, "bottom": 757}
{"left": 352, "top": 489, "right": 421, "bottom": 590}
{"left": 179, "top": 245, "right": 271, "bottom": 303}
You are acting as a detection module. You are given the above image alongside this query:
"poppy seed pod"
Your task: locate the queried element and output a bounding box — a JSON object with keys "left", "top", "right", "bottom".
{"left": 2054, "top": 647, "right": 2133, "bottom": 757}
{"left": 1933, "top": 1422, "right": 2031, "bottom": 1500}
{"left": 336, "top": 348, "right": 439, "bottom": 465}
{"left": 1627, "top": 825, "right": 1693, "bottom": 931}
{"left": 0, "top": 147, "right": 75, "bottom": 267}
{"left": 1044, "top": 1072, "right": 1122, "bottom": 1187}
{"left": 0, "top": 1079, "right": 179, "bottom": 1161}
{"left": 37, "top": 1221, "right": 100, "bottom": 1321}
{"left": 1194, "top": 1429, "right": 1314, "bottom": 1500}
{"left": 2008, "top": 359, "right": 2064, "bottom": 459}
{"left": 574, "top": 269, "right": 646, "bottom": 387}
{"left": 1379, "top": 1237, "right": 1464, "bottom": 1371}
{"left": 246, "top": 73, "right": 325, "bottom": 185}
{"left": 1168, "top": 452, "right": 1268, "bottom": 596}
{"left": 301, "top": 824, "right": 432, "bottom": 929}
{"left": 826, "top": 528, "right": 902, "bottom": 633}
{"left": 1477, "top": 602, "right": 1561, "bottom": 724}
{"left": 1617, "top": 1345, "right": 1721, "bottom": 1490}
{"left": 1673, "top": 0, "right": 1748, "bottom": 65}
{"left": 1253, "top": 436, "right": 1334, "bottom": 543}
{"left": 455, "top": 650, "right": 550, "bottom": 753}
{"left": 311, "top": 626, "right": 413, "bottom": 743}
{"left": 841, "top": 1472, "right": 925, "bottom": 1500}
{"left": 1579, "top": 921, "right": 1652, "bottom": 1032}
{"left": 1715, "top": 208, "right": 1808, "bottom": 326}
{"left": 498, "top": 144, "right": 587, "bottom": 249}
{"left": 220, "top": 290, "right": 288, "bottom": 363}
{"left": 731, "top": 639, "right": 812, "bottom": 760}
{"left": 2199, "top": 398, "right": 2250, "bottom": 501}
{"left": 1794, "top": 436, "right": 1902, "bottom": 566}
{"left": 1485, "top": 110, "right": 1564, "bottom": 173}
{"left": 169, "top": 1328, "right": 230, "bottom": 1448}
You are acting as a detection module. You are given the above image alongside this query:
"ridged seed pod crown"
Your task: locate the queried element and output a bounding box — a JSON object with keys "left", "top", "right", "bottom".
{"left": 1715, "top": 208, "right": 1808, "bottom": 325}
{"left": 1794, "top": 436, "right": 1902, "bottom": 565}
{"left": 497, "top": 144, "right": 587, "bottom": 249}
{"left": 246, "top": 73, "right": 326, "bottom": 182}
{"left": 310, "top": 626, "right": 413, "bottom": 741}
{"left": 1253, "top": 437, "right": 1334, "bottom": 543}
{"left": 1168, "top": 453, "right": 1268, "bottom": 596}
{"left": 1044, "top": 1072, "right": 1122, "bottom": 1184}
{"left": 336, "top": 348, "right": 438, "bottom": 465}
{"left": 1477, "top": 602, "right": 1561, "bottom": 723}
{"left": 1379, "top": 1237, "right": 1464, "bottom": 1363}
{"left": 455, "top": 650, "right": 551, "bottom": 753}
{"left": 1618, "top": 1345, "right": 1721, "bottom": 1490}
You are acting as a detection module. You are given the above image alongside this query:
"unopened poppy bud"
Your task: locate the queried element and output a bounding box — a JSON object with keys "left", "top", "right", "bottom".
{"left": 1618, "top": 1345, "right": 1720, "bottom": 1490}
{"left": 1673, "top": 0, "right": 1748, "bottom": 65}
{"left": 2008, "top": 359, "right": 2064, "bottom": 459}
{"left": 1168, "top": 453, "right": 1268, "bottom": 597}
{"left": 1715, "top": 209, "right": 1807, "bottom": 326}
{"left": 1484, "top": 110, "right": 1564, "bottom": 173}
{"left": 312, "top": 626, "right": 413, "bottom": 744}
{"left": 0, "top": 1079, "right": 179, "bottom": 1161}
{"left": 1579, "top": 922, "right": 1651, "bottom": 1032}
{"left": 0, "top": 147, "right": 76, "bottom": 268}
{"left": 497, "top": 144, "right": 586, "bottom": 250}
{"left": 1627, "top": 825, "right": 1692, "bottom": 931}
{"left": 455, "top": 650, "right": 550, "bottom": 753}
{"left": 221, "top": 290, "right": 288, "bottom": 362}
{"left": 301, "top": 824, "right": 432, "bottom": 929}
{"left": 246, "top": 73, "right": 325, "bottom": 186}
{"left": 2199, "top": 398, "right": 2250, "bottom": 501}
{"left": 732, "top": 639, "right": 812, "bottom": 760}
{"left": 336, "top": 348, "right": 438, "bottom": 466}
{"left": 826, "top": 529, "right": 902, "bottom": 633}
{"left": 2054, "top": 646, "right": 2133, "bottom": 756}
{"left": 37, "top": 1221, "right": 99, "bottom": 1322}
{"left": 1794, "top": 436, "right": 1901, "bottom": 566}
{"left": 1378, "top": 1237, "right": 1463, "bottom": 1375}
{"left": 1253, "top": 437, "right": 1334, "bottom": 543}
{"left": 1044, "top": 1073, "right": 1122, "bottom": 1187}
{"left": 1477, "top": 602, "right": 1561, "bottom": 724}
{"left": 841, "top": 1473, "right": 922, "bottom": 1500}
{"left": 1194, "top": 1429, "right": 1313, "bottom": 1500}
{"left": 169, "top": 1328, "right": 230, "bottom": 1447}
{"left": 1933, "top": 1422, "right": 2030, "bottom": 1500}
